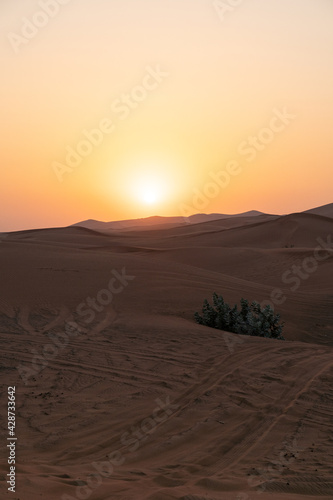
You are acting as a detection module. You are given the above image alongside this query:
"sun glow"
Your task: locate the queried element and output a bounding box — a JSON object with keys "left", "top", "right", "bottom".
{"left": 117, "top": 159, "right": 179, "bottom": 209}
{"left": 141, "top": 189, "right": 158, "bottom": 205}
{"left": 107, "top": 153, "right": 192, "bottom": 217}
{"left": 137, "top": 178, "right": 165, "bottom": 205}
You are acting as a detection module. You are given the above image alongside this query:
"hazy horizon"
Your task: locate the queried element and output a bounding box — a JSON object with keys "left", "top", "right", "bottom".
{"left": 2, "top": 200, "right": 333, "bottom": 233}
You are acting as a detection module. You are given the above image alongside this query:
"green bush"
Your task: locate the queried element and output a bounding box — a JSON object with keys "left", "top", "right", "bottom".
{"left": 194, "top": 293, "right": 285, "bottom": 340}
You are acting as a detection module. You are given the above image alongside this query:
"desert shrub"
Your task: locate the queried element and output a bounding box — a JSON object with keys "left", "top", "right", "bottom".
{"left": 195, "top": 293, "right": 285, "bottom": 340}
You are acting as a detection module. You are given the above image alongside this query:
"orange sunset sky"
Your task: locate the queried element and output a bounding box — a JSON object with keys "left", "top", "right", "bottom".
{"left": 1, "top": 0, "right": 333, "bottom": 231}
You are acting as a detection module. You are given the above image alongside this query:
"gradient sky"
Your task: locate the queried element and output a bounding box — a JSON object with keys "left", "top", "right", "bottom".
{"left": 1, "top": 0, "right": 333, "bottom": 231}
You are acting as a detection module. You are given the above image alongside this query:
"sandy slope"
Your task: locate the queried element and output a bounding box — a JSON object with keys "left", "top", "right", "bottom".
{"left": 71, "top": 211, "right": 269, "bottom": 232}
{"left": 0, "top": 213, "right": 332, "bottom": 499}
{"left": 305, "top": 202, "right": 333, "bottom": 219}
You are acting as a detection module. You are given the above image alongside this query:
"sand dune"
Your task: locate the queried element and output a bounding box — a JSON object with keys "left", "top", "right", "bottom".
{"left": 71, "top": 203, "right": 333, "bottom": 235}
{"left": 304, "top": 202, "right": 333, "bottom": 218}
{"left": 142, "top": 213, "right": 333, "bottom": 250}
{"left": 71, "top": 211, "right": 269, "bottom": 232}
{"left": 0, "top": 211, "right": 332, "bottom": 499}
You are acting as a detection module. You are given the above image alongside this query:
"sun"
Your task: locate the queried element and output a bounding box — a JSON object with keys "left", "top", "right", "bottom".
{"left": 134, "top": 172, "right": 169, "bottom": 207}
{"left": 139, "top": 180, "right": 164, "bottom": 205}
{"left": 141, "top": 188, "right": 158, "bottom": 205}
{"left": 112, "top": 155, "right": 186, "bottom": 212}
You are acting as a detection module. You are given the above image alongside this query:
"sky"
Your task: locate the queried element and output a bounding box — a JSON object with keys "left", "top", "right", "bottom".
{"left": 1, "top": 0, "right": 333, "bottom": 231}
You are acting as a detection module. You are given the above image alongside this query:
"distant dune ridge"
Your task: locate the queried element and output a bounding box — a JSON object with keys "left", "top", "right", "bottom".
{"left": 71, "top": 203, "right": 333, "bottom": 232}
{"left": 0, "top": 201, "right": 332, "bottom": 499}
{"left": 70, "top": 210, "right": 268, "bottom": 231}
{"left": 303, "top": 202, "right": 333, "bottom": 218}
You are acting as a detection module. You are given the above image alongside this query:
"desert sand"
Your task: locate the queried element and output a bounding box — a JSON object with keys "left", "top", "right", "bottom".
{"left": 0, "top": 210, "right": 333, "bottom": 499}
